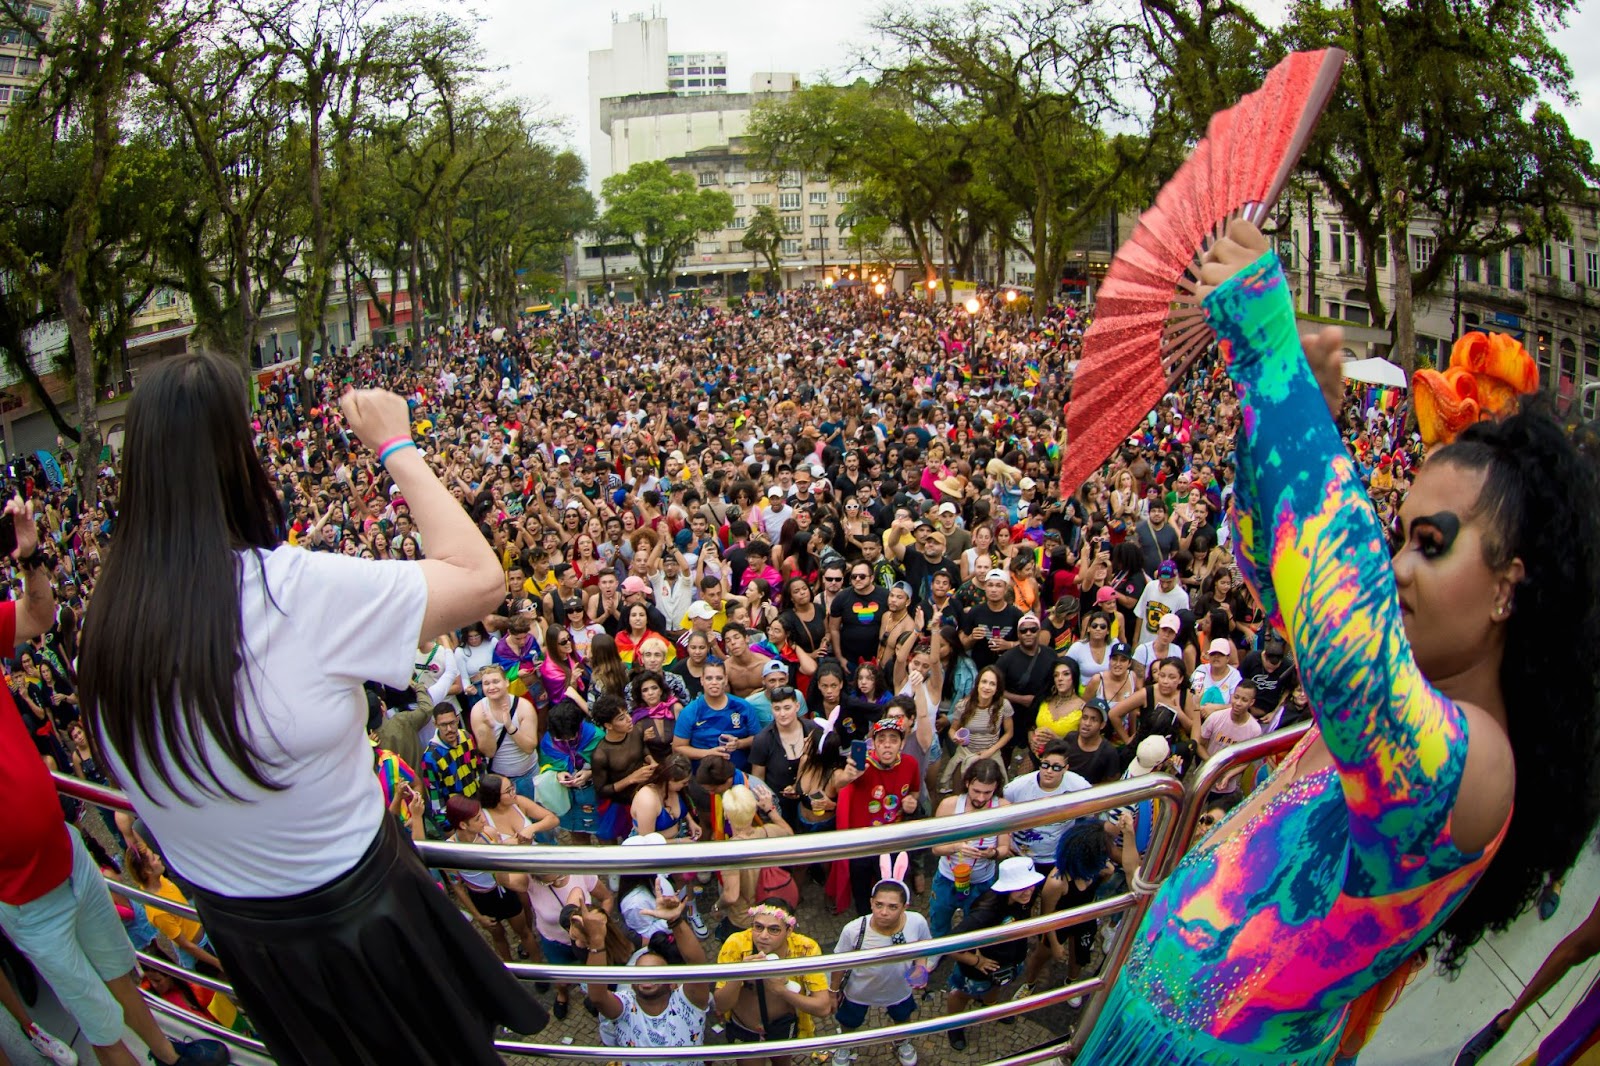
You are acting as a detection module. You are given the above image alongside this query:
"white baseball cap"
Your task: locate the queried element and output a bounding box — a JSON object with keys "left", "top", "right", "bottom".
{"left": 1126, "top": 736, "right": 1172, "bottom": 777}
{"left": 686, "top": 601, "right": 717, "bottom": 621}
{"left": 1208, "top": 638, "right": 1232, "bottom": 656}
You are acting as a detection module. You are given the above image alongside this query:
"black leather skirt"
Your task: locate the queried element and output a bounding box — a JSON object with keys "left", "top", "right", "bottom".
{"left": 187, "top": 815, "right": 548, "bottom": 1065}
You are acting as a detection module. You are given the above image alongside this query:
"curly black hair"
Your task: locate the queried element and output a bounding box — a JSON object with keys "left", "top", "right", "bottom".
{"left": 1424, "top": 399, "right": 1600, "bottom": 974}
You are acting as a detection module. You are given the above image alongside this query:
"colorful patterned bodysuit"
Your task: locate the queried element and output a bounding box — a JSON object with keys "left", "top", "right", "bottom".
{"left": 1075, "top": 253, "right": 1507, "bottom": 1064}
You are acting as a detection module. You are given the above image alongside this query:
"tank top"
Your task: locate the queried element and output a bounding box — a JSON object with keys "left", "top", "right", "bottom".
{"left": 936, "top": 795, "right": 999, "bottom": 885}
{"left": 487, "top": 700, "right": 536, "bottom": 778}
{"left": 457, "top": 832, "right": 499, "bottom": 891}
{"left": 483, "top": 802, "right": 533, "bottom": 845}
{"left": 1097, "top": 670, "right": 1135, "bottom": 707}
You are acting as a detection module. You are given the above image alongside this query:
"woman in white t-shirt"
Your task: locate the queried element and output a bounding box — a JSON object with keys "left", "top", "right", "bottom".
{"left": 81, "top": 358, "right": 547, "bottom": 1065}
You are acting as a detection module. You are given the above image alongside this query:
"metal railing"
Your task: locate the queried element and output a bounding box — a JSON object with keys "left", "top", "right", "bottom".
{"left": 52, "top": 724, "right": 1313, "bottom": 1065}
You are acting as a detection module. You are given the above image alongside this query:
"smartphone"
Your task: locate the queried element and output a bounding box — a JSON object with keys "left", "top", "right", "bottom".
{"left": 850, "top": 739, "right": 868, "bottom": 770}
{"left": 655, "top": 873, "right": 676, "bottom": 899}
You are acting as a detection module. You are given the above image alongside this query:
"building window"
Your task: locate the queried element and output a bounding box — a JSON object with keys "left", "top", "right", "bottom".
{"left": 1510, "top": 249, "right": 1525, "bottom": 290}
{"left": 1464, "top": 255, "right": 1480, "bottom": 284}
{"left": 1307, "top": 228, "right": 1320, "bottom": 266}
{"left": 668, "top": 67, "right": 684, "bottom": 76}
{"left": 27, "top": 4, "right": 46, "bottom": 23}
{"left": 779, "top": 170, "right": 802, "bottom": 187}
{"left": 809, "top": 191, "right": 827, "bottom": 205}
{"left": 0, "top": 58, "right": 14, "bottom": 75}
{"left": 781, "top": 239, "right": 800, "bottom": 255}
{"left": 781, "top": 215, "right": 801, "bottom": 233}
{"left": 1376, "top": 238, "right": 1387, "bottom": 269}
{"left": 779, "top": 192, "right": 800, "bottom": 210}
{"left": 687, "top": 67, "right": 703, "bottom": 75}
{"left": 729, "top": 216, "right": 747, "bottom": 230}
{"left": 1328, "top": 222, "right": 1342, "bottom": 263}
{"left": 1486, "top": 253, "right": 1502, "bottom": 288}
{"left": 753, "top": 193, "right": 772, "bottom": 206}
{"left": 709, "top": 78, "right": 727, "bottom": 88}
{"left": 1410, "top": 235, "right": 1436, "bottom": 270}
{"left": 686, "top": 79, "right": 702, "bottom": 87}
{"left": 1561, "top": 339, "right": 1578, "bottom": 382}
{"left": 0, "top": 28, "right": 21, "bottom": 45}
{"left": 1568, "top": 245, "right": 1579, "bottom": 284}
{"left": 809, "top": 238, "right": 830, "bottom": 251}
{"left": 836, "top": 191, "right": 850, "bottom": 204}
{"left": 727, "top": 241, "right": 743, "bottom": 253}
{"left": 1536, "top": 329, "right": 1552, "bottom": 369}
{"left": 1541, "top": 243, "right": 1554, "bottom": 276}
{"left": 730, "top": 194, "right": 745, "bottom": 207}
{"left": 809, "top": 214, "right": 827, "bottom": 228}
{"left": 16, "top": 57, "right": 37, "bottom": 75}
{"left": 698, "top": 171, "right": 719, "bottom": 186}
{"left": 1585, "top": 344, "right": 1599, "bottom": 385}
{"left": 1587, "top": 248, "right": 1598, "bottom": 288}
{"left": 710, "top": 66, "right": 726, "bottom": 74}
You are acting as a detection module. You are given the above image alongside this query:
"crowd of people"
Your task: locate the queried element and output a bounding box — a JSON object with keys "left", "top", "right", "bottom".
{"left": 2, "top": 276, "right": 1447, "bottom": 1066}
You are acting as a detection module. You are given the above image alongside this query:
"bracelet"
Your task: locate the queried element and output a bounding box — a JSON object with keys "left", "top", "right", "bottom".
{"left": 375, "top": 435, "right": 410, "bottom": 455}
{"left": 379, "top": 440, "right": 417, "bottom": 465}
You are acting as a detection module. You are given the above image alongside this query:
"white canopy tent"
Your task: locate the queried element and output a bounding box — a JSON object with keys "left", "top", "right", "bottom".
{"left": 1342, "top": 357, "right": 1408, "bottom": 389}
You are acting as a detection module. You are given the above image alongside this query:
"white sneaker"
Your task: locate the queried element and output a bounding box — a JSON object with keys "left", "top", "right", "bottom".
{"left": 831, "top": 1049, "right": 853, "bottom": 1066}
{"left": 1068, "top": 993, "right": 1084, "bottom": 1008}
{"left": 895, "top": 1040, "right": 918, "bottom": 1066}
{"left": 29, "top": 1024, "right": 77, "bottom": 1066}
{"left": 1011, "top": 981, "right": 1035, "bottom": 1001}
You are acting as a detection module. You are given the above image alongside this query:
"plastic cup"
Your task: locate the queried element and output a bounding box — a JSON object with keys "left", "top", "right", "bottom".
{"left": 952, "top": 858, "right": 973, "bottom": 893}
{"left": 954, "top": 728, "right": 971, "bottom": 746}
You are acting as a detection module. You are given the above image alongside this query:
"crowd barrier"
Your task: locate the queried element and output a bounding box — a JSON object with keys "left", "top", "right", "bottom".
{"left": 51, "top": 720, "right": 1311, "bottom": 1065}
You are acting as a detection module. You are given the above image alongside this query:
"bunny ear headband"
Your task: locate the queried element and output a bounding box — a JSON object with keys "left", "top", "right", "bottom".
{"left": 876, "top": 852, "right": 911, "bottom": 894}
{"left": 816, "top": 706, "right": 842, "bottom": 742}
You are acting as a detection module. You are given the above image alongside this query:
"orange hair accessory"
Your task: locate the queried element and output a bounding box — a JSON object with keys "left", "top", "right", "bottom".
{"left": 1412, "top": 332, "right": 1539, "bottom": 447}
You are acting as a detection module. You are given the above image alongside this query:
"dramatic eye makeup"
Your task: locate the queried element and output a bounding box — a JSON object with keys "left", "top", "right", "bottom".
{"left": 1407, "top": 511, "right": 1461, "bottom": 559}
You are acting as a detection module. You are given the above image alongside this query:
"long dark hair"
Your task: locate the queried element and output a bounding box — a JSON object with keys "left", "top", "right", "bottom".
{"left": 1425, "top": 402, "right": 1600, "bottom": 972}
{"left": 80, "top": 352, "right": 284, "bottom": 802}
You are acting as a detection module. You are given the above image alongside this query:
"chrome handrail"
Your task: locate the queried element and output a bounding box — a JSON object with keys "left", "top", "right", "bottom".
{"left": 50, "top": 755, "right": 1218, "bottom": 1062}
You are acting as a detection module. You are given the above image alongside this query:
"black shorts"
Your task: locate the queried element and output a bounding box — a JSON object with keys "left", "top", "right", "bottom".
{"left": 466, "top": 881, "right": 524, "bottom": 922}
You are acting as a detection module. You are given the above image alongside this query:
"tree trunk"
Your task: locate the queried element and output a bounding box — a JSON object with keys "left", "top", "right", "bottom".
{"left": 59, "top": 272, "right": 100, "bottom": 512}
{"left": 1387, "top": 225, "right": 1416, "bottom": 374}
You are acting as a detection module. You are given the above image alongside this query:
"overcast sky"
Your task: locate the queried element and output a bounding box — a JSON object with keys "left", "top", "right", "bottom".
{"left": 449, "top": 0, "right": 1599, "bottom": 179}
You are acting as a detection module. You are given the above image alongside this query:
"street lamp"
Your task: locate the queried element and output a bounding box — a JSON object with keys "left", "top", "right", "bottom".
{"left": 822, "top": 276, "right": 835, "bottom": 289}
{"left": 964, "top": 297, "right": 981, "bottom": 315}
{"left": 1004, "top": 290, "right": 1017, "bottom": 305}
{"left": 873, "top": 282, "right": 886, "bottom": 296}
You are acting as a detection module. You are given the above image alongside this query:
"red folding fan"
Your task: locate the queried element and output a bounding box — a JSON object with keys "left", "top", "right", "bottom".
{"left": 1059, "top": 48, "right": 1346, "bottom": 496}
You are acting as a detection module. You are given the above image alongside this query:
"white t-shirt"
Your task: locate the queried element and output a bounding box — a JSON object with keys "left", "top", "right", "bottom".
{"left": 598, "top": 987, "right": 707, "bottom": 1066}
{"left": 1190, "top": 664, "right": 1243, "bottom": 707}
{"left": 1004, "top": 770, "right": 1092, "bottom": 865}
{"left": 621, "top": 885, "right": 669, "bottom": 942}
{"left": 831, "top": 912, "right": 934, "bottom": 1006}
{"left": 1132, "top": 638, "right": 1182, "bottom": 679}
{"left": 101, "top": 547, "right": 427, "bottom": 896}
{"left": 1066, "top": 641, "right": 1111, "bottom": 690}
{"left": 1132, "top": 582, "right": 1191, "bottom": 645}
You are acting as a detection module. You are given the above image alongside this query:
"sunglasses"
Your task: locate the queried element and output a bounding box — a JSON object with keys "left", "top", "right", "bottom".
{"left": 1019, "top": 627, "right": 1040, "bottom": 634}
{"left": 852, "top": 573, "right": 871, "bottom": 580}
{"left": 825, "top": 575, "right": 844, "bottom": 582}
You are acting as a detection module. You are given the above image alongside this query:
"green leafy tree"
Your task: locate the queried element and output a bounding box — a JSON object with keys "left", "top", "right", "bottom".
{"left": 1285, "top": 0, "right": 1596, "bottom": 371}
{"left": 599, "top": 161, "right": 735, "bottom": 296}
{"left": 741, "top": 204, "right": 784, "bottom": 291}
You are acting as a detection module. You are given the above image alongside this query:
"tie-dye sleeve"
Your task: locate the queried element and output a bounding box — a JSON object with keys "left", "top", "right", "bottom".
{"left": 1202, "top": 252, "right": 1474, "bottom": 892}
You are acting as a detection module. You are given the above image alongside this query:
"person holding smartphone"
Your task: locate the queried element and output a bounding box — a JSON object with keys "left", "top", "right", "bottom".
{"left": 834, "top": 718, "right": 922, "bottom": 916}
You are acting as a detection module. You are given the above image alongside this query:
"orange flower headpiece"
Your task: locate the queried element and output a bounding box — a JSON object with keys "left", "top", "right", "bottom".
{"left": 1412, "top": 332, "right": 1539, "bottom": 448}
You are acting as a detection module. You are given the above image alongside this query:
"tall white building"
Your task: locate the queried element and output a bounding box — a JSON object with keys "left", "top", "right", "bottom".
{"left": 587, "top": 13, "right": 730, "bottom": 195}
{"left": 667, "top": 50, "right": 728, "bottom": 95}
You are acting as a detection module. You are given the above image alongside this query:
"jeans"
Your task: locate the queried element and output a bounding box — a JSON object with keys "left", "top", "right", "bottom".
{"left": 928, "top": 871, "right": 995, "bottom": 938}
{"left": 0, "top": 825, "right": 136, "bottom": 1046}
{"left": 836, "top": 993, "right": 917, "bottom": 1029}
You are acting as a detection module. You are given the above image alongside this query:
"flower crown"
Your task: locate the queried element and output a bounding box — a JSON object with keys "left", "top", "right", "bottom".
{"left": 1412, "top": 332, "right": 1539, "bottom": 448}
{"left": 746, "top": 904, "right": 797, "bottom": 928}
